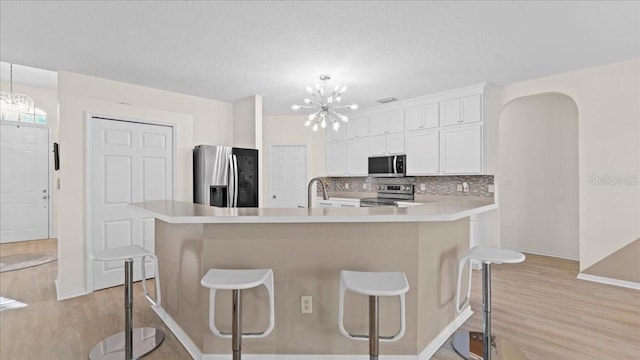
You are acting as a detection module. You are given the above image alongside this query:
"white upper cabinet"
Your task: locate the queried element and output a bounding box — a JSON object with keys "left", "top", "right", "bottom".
{"left": 325, "top": 83, "right": 487, "bottom": 177}
{"left": 327, "top": 124, "right": 347, "bottom": 142}
{"left": 441, "top": 94, "right": 482, "bottom": 126}
{"left": 370, "top": 133, "right": 404, "bottom": 155}
{"left": 405, "top": 130, "right": 439, "bottom": 175}
{"left": 326, "top": 141, "right": 347, "bottom": 175}
{"left": 347, "top": 138, "right": 371, "bottom": 175}
{"left": 440, "top": 124, "right": 482, "bottom": 174}
{"left": 405, "top": 103, "right": 439, "bottom": 132}
{"left": 346, "top": 115, "right": 370, "bottom": 139}
{"left": 370, "top": 110, "right": 405, "bottom": 136}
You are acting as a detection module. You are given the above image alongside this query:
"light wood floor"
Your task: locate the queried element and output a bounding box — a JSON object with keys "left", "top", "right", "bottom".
{"left": 1, "top": 239, "right": 638, "bottom": 360}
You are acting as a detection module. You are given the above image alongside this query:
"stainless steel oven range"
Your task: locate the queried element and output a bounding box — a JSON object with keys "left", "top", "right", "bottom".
{"left": 360, "top": 184, "right": 414, "bottom": 207}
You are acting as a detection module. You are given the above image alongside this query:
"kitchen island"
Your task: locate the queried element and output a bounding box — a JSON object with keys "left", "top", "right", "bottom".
{"left": 132, "top": 199, "right": 497, "bottom": 359}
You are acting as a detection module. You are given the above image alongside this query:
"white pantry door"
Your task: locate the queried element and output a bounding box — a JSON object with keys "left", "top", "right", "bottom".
{"left": 0, "top": 124, "right": 49, "bottom": 243}
{"left": 269, "top": 145, "right": 306, "bottom": 208}
{"left": 91, "top": 117, "right": 173, "bottom": 291}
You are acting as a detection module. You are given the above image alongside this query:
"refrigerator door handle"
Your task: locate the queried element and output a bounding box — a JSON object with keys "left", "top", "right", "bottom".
{"left": 227, "top": 154, "right": 234, "bottom": 207}
{"left": 232, "top": 154, "right": 239, "bottom": 207}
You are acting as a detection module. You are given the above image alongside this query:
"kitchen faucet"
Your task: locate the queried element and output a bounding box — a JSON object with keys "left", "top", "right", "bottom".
{"left": 308, "top": 177, "right": 329, "bottom": 208}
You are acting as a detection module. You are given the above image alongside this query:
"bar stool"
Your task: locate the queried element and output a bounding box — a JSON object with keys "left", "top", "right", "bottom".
{"left": 338, "top": 270, "right": 410, "bottom": 360}
{"left": 452, "top": 246, "right": 527, "bottom": 360}
{"left": 89, "top": 245, "right": 164, "bottom": 360}
{"left": 201, "top": 268, "right": 275, "bottom": 360}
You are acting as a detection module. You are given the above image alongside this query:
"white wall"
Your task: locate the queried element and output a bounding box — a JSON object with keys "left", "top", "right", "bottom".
{"left": 56, "top": 71, "right": 234, "bottom": 299}
{"left": 1, "top": 82, "right": 59, "bottom": 237}
{"left": 485, "top": 58, "right": 640, "bottom": 271}
{"left": 499, "top": 93, "right": 579, "bottom": 259}
{"left": 262, "top": 115, "right": 326, "bottom": 206}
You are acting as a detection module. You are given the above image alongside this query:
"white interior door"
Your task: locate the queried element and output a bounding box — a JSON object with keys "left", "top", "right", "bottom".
{"left": 90, "top": 117, "right": 173, "bottom": 291}
{"left": 0, "top": 124, "right": 49, "bottom": 243}
{"left": 269, "top": 145, "right": 306, "bottom": 208}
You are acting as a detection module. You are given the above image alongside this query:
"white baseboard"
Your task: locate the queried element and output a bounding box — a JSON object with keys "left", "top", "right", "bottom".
{"left": 577, "top": 273, "right": 640, "bottom": 290}
{"left": 55, "top": 280, "right": 87, "bottom": 301}
{"left": 418, "top": 307, "right": 473, "bottom": 360}
{"left": 154, "top": 305, "right": 472, "bottom": 360}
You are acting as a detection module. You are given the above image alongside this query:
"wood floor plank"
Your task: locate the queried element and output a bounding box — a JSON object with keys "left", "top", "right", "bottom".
{"left": 1, "top": 240, "right": 638, "bottom": 359}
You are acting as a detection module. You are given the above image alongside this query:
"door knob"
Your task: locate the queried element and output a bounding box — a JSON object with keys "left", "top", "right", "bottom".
{"left": 272, "top": 195, "right": 277, "bottom": 199}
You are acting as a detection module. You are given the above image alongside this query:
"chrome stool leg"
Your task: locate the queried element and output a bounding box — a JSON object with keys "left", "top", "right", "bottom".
{"left": 451, "top": 262, "right": 526, "bottom": 360}
{"left": 89, "top": 258, "right": 165, "bottom": 360}
{"left": 369, "top": 295, "right": 379, "bottom": 360}
{"left": 232, "top": 289, "right": 242, "bottom": 360}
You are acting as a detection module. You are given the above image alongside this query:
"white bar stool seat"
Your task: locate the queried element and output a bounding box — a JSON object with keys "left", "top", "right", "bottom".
{"left": 339, "top": 270, "right": 409, "bottom": 360}
{"left": 201, "top": 268, "right": 275, "bottom": 360}
{"left": 89, "top": 245, "right": 164, "bottom": 360}
{"left": 452, "top": 246, "right": 527, "bottom": 360}
{"left": 92, "top": 244, "right": 161, "bottom": 307}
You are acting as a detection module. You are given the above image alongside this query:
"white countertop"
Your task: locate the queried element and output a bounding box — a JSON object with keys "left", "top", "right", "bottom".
{"left": 130, "top": 198, "right": 497, "bottom": 224}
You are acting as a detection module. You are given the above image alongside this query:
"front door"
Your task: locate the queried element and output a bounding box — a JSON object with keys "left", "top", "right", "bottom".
{"left": 0, "top": 123, "right": 49, "bottom": 243}
{"left": 90, "top": 117, "right": 173, "bottom": 291}
{"left": 269, "top": 145, "right": 306, "bottom": 208}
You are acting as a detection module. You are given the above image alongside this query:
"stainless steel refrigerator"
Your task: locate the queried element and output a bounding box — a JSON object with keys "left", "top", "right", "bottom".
{"left": 193, "top": 145, "right": 259, "bottom": 207}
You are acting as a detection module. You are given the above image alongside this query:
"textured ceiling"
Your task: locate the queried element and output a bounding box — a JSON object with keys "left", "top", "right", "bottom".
{"left": 1, "top": 1, "right": 638, "bottom": 115}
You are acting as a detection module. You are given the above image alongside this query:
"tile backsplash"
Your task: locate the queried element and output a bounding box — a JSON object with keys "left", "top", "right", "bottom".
{"left": 320, "top": 175, "right": 494, "bottom": 197}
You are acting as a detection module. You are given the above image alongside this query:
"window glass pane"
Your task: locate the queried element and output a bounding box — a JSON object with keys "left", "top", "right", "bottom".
{"left": 35, "top": 114, "right": 47, "bottom": 125}
{"left": 20, "top": 113, "right": 35, "bottom": 123}
{"left": 1, "top": 110, "right": 19, "bottom": 121}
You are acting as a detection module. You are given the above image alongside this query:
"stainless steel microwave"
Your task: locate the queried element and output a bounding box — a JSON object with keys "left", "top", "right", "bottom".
{"left": 368, "top": 154, "right": 406, "bottom": 177}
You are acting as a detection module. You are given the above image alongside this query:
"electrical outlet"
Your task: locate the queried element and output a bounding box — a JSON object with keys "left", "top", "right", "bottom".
{"left": 456, "top": 184, "right": 463, "bottom": 192}
{"left": 345, "top": 183, "right": 350, "bottom": 190}
{"left": 420, "top": 183, "right": 426, "bottom": 191}
{"left": 488, "top": 184, "right": 495, "bottom": 193}
{"left": 301, "top": 295, "right": 312, "bottom": 314}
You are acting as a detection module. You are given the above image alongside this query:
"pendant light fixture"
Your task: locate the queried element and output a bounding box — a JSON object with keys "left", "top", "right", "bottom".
{"left": 291, "top": 74, "right": 358, "bottom": 132}
{"left": 1, "top": 63, "right": 35, "bottom": 120}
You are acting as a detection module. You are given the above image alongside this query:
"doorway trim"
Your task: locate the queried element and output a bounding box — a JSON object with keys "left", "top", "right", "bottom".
{"left": 85, "top": 112, "right": 177, "bottom": 293}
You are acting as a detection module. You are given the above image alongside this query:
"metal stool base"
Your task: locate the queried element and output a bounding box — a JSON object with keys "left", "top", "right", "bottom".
{"left": 451, "top": 331, "right": 526, "bottom": 360}
{"left": 89, "top": 327, "right": 164, "bottom": 360}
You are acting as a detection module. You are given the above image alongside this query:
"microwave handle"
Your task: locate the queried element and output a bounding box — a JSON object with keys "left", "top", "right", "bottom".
{"left": 393, "top": 156, "right": 398, "bottom": 174}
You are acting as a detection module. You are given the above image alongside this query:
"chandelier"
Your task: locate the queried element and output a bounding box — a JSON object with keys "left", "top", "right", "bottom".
{"left": 1, "top": 63, "right": 35, "bottom": 120}
{"left": 291, "top": 74, "right": 358, "bottom": 132}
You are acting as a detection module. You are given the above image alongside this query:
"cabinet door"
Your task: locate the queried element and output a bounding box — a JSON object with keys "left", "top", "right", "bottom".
{"left": 347, "top": 139, "right": 370, "bottom": 175}
{"left": 370, "top": 135, "right": 386, "bottom": 155}
{"left": 423, "top": 102, "right": 439, "bottom": 129}
{"left": 405, "top": 130, "right": 439, "bottom": 174}
{"left": 386, "top": 110, "right": 405, "bottom": 134}
{"left": 356, "top": 116, "right": 370, "bottom": 137}
{"left": 441, "top": 98, "right": 461, "bottom": 126}
{"left": 461, "top": 94, "right": 482, "bottom": 124}
{"left": 404, "top": 106, "right": 423, "bottom": 132}
{"left": 327, "top": 124, "right": 346, "bottom": 141}
{"left": 370, "top": 112, "right": 388, "bottom": 136}
{"left": 441, "top": 124, "right": 482, "bottom": 174}
{"left": 317, "top": 200, "right": 335, "bottom": 208}
{"left": 386, "top": 133, "right": 405, "bottom": 154}
{"left": 326, "top": 141, "right": 347, "bottom": 175}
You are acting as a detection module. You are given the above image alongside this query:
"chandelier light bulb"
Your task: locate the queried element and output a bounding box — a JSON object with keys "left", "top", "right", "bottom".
{"left": 341, "top": 86, "right": 348, "bottom": 93}
{"left": 312, "top": 123, "right": 319, "bottom": 132}
{"left": 349, "top": 104, "right": 359, "bottom": 110}
{"left": 304, "top": 98, "right": 312, "bottom": 104}
{"left": 327, "top": 96, "right": 334, "bottom": 103}
{"left": 334, "top": 84, "right": 341, "bottom": 92}
{"left": 320, "top": 119, "right": 326, "bottom": 128}
{"left": 306, "top": 86, "right": 313, "bottom": 94}
{"left": 292, "top": 105, "right": 301, "bottom": 110}
{"left": 335, "top": 96, "right": 342, "bottom": 103}
{"left": 308, "top": 112, "right": 318, "bottom": 121}
{"left": 304, "top": 120, "right": 311, "bottom": 127}
{"left": 333, "top": 122, "right": 340, "bottom": 131}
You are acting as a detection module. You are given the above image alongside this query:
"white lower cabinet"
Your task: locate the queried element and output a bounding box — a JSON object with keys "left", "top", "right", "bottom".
{"left": 316, "top": 198, "right": 360, "bottom": 208}
{"left": 347, "top": 138, "right": 370, "bottom": 175}
{"left": 440, "top": 124, "right": 482, "bottom": 174}
{"left": 405, "top": 129, "right": 439, "bottom": 175}
{"left": 326, "top": 141, "right": 347, "bottom": 176}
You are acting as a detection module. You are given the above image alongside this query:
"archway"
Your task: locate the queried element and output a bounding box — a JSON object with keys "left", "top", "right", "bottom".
{"left": 499, "top": 93, "right": 579, "bottom": 259}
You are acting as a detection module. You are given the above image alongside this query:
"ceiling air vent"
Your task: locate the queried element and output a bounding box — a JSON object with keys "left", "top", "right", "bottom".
{"left": 377, "top": 97, "right": 397, "bottom": 104}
